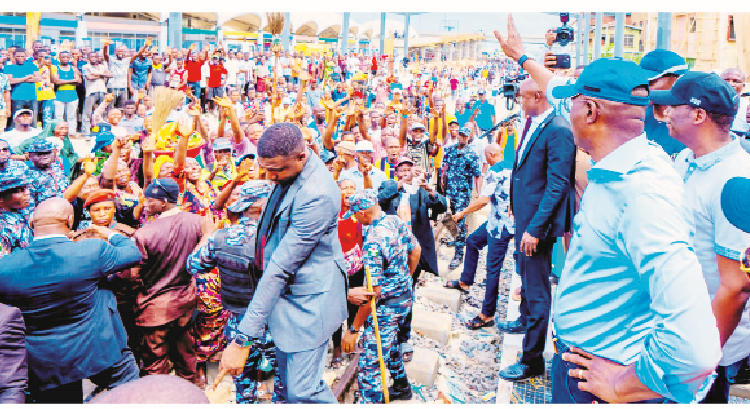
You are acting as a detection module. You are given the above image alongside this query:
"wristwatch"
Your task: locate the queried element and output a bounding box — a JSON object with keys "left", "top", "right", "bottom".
{"left": 232, "top": 332, "right": 255, "bottom": 348}
{"left": 348, "top": 325, "right": 359, "bottom": 334}
{"left": 518, "top": 55, "right": 530, "bottom": 68}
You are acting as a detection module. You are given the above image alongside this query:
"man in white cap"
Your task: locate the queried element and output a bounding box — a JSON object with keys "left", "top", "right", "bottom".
{"left": 339, "top": 140, "right": 387, "bottom": 191}
{"left": 2, "top": 109, "right": 40, "bottom": 150}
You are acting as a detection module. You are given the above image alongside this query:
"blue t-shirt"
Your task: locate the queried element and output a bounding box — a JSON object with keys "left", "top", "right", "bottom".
{"left": 473, "top": 100, "right": 496, "bottom": 130}
{"left": 55, "top": 65, "right": 79, "bottom": 103}
{"left": 455, "top": 109, "right": 472, "bottom": 127}
{"left": 130, "top": 58, "right": 152, "bottom": 89}
{"left": 5, "top": 61, "right": 39, "bottom": 101}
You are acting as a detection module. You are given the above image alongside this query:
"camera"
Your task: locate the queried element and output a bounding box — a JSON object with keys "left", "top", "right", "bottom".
{"left": 502, "top": 73, "right": 527, "bottom": 110}
{"left": 552, "top": 12, "right": 575, "bottom": 47}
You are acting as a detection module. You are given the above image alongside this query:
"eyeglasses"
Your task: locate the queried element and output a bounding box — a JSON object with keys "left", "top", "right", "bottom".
{"left": 742, "top": 247, "right": 750, "bottom": 279}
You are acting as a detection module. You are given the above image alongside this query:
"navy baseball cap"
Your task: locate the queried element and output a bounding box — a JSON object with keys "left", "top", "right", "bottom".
{"left": 721, "top": 177, "right": 750, "bottom": 234}
{"left": 650, "top": 71, "right": 739, "bottom": 116}
{"left": 640, "top": 49, "right": 688, "bottom": 81}
{"left": 552, "top": 58, "right": 650, "bottom": 106}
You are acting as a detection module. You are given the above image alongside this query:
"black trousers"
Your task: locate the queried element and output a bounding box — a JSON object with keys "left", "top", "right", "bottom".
{"left": 700, "top": 365, "right": 730, "bottom": 404}
{"left": 332, "top": 267, "right": 365, "bottom": 349}
{"left": 517, "top": 236, "right": 555, "bottom": 365}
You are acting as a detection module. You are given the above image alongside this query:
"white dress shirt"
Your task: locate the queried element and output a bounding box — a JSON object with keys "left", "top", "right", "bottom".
{"left": 516, "top": 107, "right": 554, "bottom": 165}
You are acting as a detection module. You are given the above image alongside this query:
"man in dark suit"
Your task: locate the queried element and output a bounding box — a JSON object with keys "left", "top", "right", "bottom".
{"left": 377, "top": 158, "right": 448, "bottom": 360}
{"left": 0, "top": 197, "right": 143, "bottom": 403}
{"left": 0, "top": 303, "right": 26, "bottom": 404}
{"left": 215, "top": 123, "right": 347, "bottom": 403}
{"left": 497, "top": 78, "right": 575, "bottom": 381}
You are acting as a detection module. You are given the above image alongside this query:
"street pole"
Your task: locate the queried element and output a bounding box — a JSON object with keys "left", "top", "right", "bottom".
{"left": 380, "top": 12, "right": 386, "bottom": 55}
{"left": 576, "top": 13, "right": 582, "bottom": 66}
{"left": 282, "top": 12, "right": 290, "bottom": 52}
{"left": 582, "top": 12, "right": 590, "bottom": 65}
{"left": 342, "top": 12, "right": 350, "bottom": 54}
{"left": 614, "top": 12, "right": 624, "bottom": 58}
{"left": 656, "top": 12, "right": 672, "bottom": 50}
{"left": 403, "top": 13, "right": 410, "bottom": 62}
{"left": 594, "top": 12, "right": 602, "bottom": 61}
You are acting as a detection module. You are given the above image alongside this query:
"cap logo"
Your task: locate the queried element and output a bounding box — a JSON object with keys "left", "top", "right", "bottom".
{"left": 690, "top": 97, "right": 701, "bottom": 106}
{"left": 583, "top": 86, "right": 601, "bottom": 93}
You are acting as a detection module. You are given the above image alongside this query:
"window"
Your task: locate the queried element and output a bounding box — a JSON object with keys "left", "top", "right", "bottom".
{"left": 639, "top": 39, "right": 644, "bottom": 52}
{"left": 689, "top": 17, "right": 696, "bottom": 33}
{"left": 624, "top": 34, "right": 634, "bottom": 48}
{"left": 728, "top": 15, "right": 736, "bottom": 41}
{"left": 685, "top": 57, "right": 696, "bottom": 69}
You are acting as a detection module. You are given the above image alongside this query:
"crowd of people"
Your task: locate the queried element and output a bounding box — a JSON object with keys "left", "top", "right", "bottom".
{"left": 0, "top": 12, "right": 749, "bottom": 405}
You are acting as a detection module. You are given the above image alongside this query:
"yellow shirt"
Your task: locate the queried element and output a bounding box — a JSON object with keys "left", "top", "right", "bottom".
{"left": 35, "top": 64, "right": 57, "bottom": 101}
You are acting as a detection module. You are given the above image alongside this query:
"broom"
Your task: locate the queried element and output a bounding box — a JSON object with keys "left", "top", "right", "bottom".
{"left": 148, "top": 86, "right": 185, "bottom": 149}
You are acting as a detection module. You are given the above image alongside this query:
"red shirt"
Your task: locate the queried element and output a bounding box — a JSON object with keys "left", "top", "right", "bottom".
{"left": 450, "top": 78, "right": 459, "bottom": 90}
{"left": 184, "top": 59, "right": 204, "bottom": 83}
{"left": 208, "top": 64, "right": 227, "bottom": 88}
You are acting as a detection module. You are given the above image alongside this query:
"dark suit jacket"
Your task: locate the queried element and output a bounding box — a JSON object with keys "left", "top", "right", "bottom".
{"left": 377, "top": 180, "right": 448, "bottom": 275}
{"left": 0, "top": 235, "right": 142, "bottom": 391}
{"left": 0, "top": 303, "right": 26, "bottom": 404}
{"left": 510, "top": 112, "right": 575, "bottom": 242}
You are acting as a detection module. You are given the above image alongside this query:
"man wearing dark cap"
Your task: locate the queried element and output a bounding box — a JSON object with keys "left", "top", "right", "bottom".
{"left": 496, "top": 14, "right": 721, "bottom": 403}
{"left": 215, "top": 123, "right": 347, "bottom": 403}
{"left": 639, "top": 49, "right": 689, "bottom": 157}
{"left": 651, "top": 71, "right": 750, "bottom": 403}
{"left": 0, "top": 155, "right": 32, "bottom": 258}
{"left": 189, "top": 181, "right": 284, "bottom": 403}
{"left": 26, "top": 140, "right": 68, "bottom": 212}
{"left": 0, "top": 197, "right": 142, "bottom": 403}
{"left": 472, "top": 90, "right": 496, "bottom": 141}
{"left": 131, "top": 178, "right": 203, "bottom": 386}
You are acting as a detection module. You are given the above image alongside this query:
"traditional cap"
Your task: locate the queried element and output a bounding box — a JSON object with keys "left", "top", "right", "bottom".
{"left": 411, "top": 123, "right": 426, "bottom": 131}
{"left": 84, "top": 189, "right": 118, "bottom": 209}
{"left": 228, "top": 180, "right": 272, "bottom": 213}
{"left": 459, "top": 127, "right": 471, "bottom": 136}
{"left": 355, "top": 140, "right": 374, "bottom": 152}
{"left": 396, "top": 156, "right": 414, "bottom": 168}
{"left": 26, "top": 140, "right": 55, "bottom": 153}
{"left": 352, "top": 91, "right": 363, "bottom": 99}
{"left": 13, "top": 109, "right": 33, "bottom": 120}
{"left": 337, "top": 140, "right": 357, "bottom": 154}
{"left": 342, "top": 189, "right": 379, "bottom": 220}
{"left": 212, "top": 139, "right": 233, "bottom": 151}
{"left": 639, "top": 49, "right": 689, "bottom": 81}
{"left": 282, "top": 97, "right": 291, "bottom": 105}
{"left": 0, "top": 163, "right": 30, "bottom": 193}
{"left": 721, "top": 176, "right": 750, "bottom": 233}
{"left": 478, "top": 90, "right": 485, "bottom": 95}
{"left": 552, "top": 58, "right": 650, "bottom": 106}
{"left": 447, "top": 115, "right": 458, "bottom": 126}
{"left": 144, "top": 178, "right": 180, "bottom": 203}
{"left": 649, "top": 71, "right": 739, "bottom": 116}
{"left": 91, "top": 123, "right": 115, "bottom": 153}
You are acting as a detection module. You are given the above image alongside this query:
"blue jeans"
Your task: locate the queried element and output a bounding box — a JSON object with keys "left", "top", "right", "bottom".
{"left": 189, "top": 82, "right": 201, "bottom": 98}
{"left": 39, "top": 100, "right": 54, "bottom": 127}
{"left": 459, "top": 222, "right": 513, "bottom": 317}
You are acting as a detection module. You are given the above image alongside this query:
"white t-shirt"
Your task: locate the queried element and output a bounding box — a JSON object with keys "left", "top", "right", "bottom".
{"left": 200, "top": 62, "right": 209, "bottom": 88}
{"left": 224, "top": 59, "right": 239, "bottom": 85}
{"left": 3, "top": 128, "right": 41, "bottom": 150}
{"left": 674, "top": 138, "right": 750, "bottom": 366}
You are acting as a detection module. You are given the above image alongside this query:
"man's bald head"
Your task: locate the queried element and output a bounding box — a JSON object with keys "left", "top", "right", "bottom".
{"left": 484, "top": 144, "right": 503, "bottom": 166}
{"left": 31, "top": 198, "right": 74, "bottom": 231}
{"left": 519, "top": 78, "right": 542, "bottom": 94}
{"left": 721, "top": 68, "right": 746, "bottom": 95}
{"left": 519, "top": 78, "right": 550, "bottom": 117}
{"left": 90, "top": 375, "right": 210, "bottom": 404}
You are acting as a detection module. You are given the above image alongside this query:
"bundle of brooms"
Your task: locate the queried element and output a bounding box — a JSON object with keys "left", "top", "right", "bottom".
{"left": 146, "top": 86, "right": 186, "bottom": 149}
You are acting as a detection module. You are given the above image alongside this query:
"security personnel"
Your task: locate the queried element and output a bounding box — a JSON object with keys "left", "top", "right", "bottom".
{"left": 340, "top": 189, "right": 422, "bottom": 403}
{"left": 440, "top": 126, "right": 483, "bottom": 269}
{"left": 0, "top": 159, "right": 32, "bottom": 259}
{"left": 26, "top": 140, "right": 68, "bottom": 212}
{"left": 187, "top": 180, "right": 284, "bottom": 403}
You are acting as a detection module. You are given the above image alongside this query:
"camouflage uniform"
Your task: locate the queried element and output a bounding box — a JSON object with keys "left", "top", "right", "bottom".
{"left": 358, "top": 211, "right": 417, "bottom": 404}
{"left": 0, "top": 161, "right": 32, "bottom": 259}
{"left": 27, "top": 159, "right": 68, "bottom": 212}
{"left": 441, "top": 143, "right": 482, "bottom": 262}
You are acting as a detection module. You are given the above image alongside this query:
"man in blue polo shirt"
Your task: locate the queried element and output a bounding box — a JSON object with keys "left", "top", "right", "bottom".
{"left": 472, "top": 90, "right": 495, "bottom": 141}
{"left": 5, "top": 49, "right": 39, "bottom": 123}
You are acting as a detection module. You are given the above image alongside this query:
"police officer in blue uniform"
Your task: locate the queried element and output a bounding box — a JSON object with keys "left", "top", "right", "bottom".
{"left": 187, "top": 180, "right": 285, "bottom": 403}
{"left": 340, "top": 189, "right": 422, "bottom": 403}
{"left": 440, "top": 126, "right": 483, "bottom": 269}
{"left": 26, "top": 140, "right": 68, "bottom": 213}
{"left": 0, "top": 147, "right": 32, "bottom": 259}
